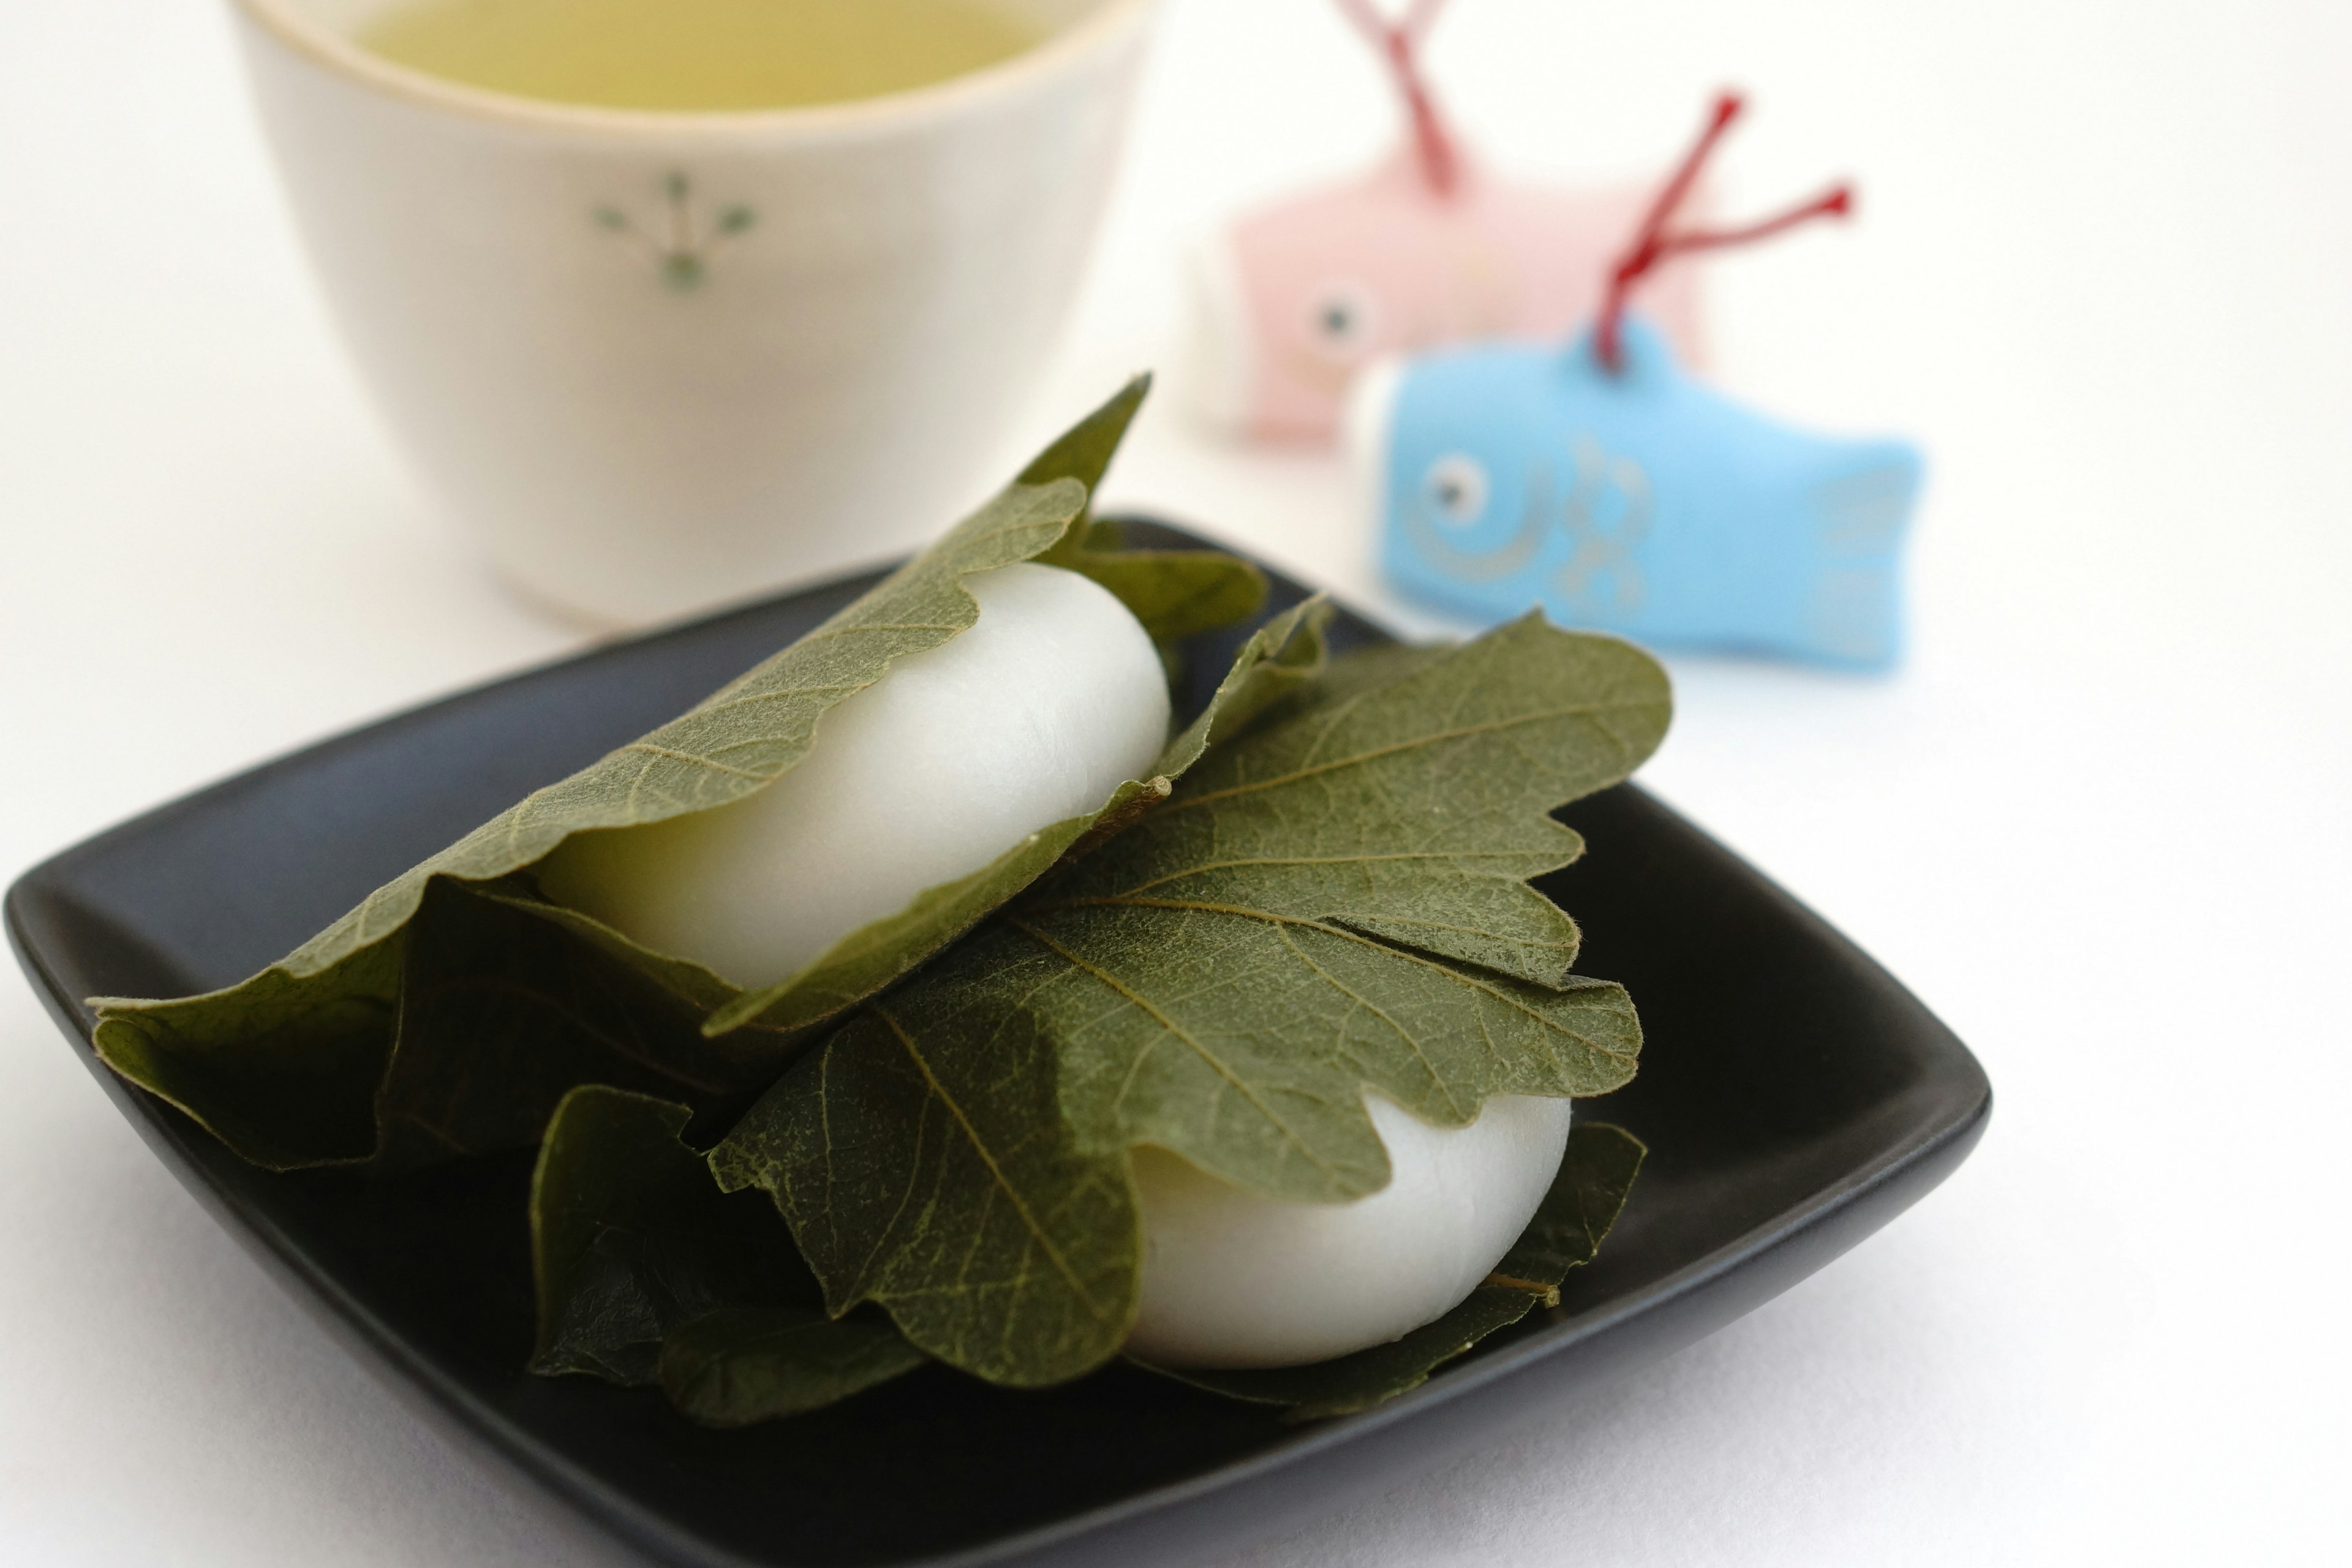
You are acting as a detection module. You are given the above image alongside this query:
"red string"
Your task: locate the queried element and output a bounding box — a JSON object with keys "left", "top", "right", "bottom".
{"left": 1334, "top": 0, "right": 1461, "bottom": 198}
{"left": 1594, "top": 91, "right": 1855, "bottom": 373}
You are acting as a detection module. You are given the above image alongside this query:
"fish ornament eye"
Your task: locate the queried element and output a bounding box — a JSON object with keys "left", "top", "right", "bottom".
{"left": 1307, "top": 281, "right": 1381, "bottom": 360}
{"left": 1420, "top": 453, "right": 1491, "bottom": 527}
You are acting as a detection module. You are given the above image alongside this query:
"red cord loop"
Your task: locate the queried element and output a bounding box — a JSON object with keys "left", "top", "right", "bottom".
{"left": 1335, "top": 0, "right": 1461, "bottom": 198}
{"left": 1595, "top": 91, "right": 1855, "bottom": 373}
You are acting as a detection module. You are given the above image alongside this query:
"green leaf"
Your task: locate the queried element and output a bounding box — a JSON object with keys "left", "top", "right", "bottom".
{"left": 715, "top": 1003, "right": 1139, "bottom": 1388}
{"left": 1149, "top": 1121, "right": 1645, "bottom": 1420}
{"left": 659, "top": 1306, "right": 929, "bottom": 1427}
{"left": 712, "top": 618, "right": 1670, "bottom": 1387}
{"left": 530, "top": 1085, "right": 802, "bottom": 1382}
{"left": 530, "top": 1084, "right": 925, "bottom": 1419}
{"left": 89, "top": 940, "right": 404, "bottom": 1170}
{"left": 1044, "top": 518, "right": 1268, "bottom": 647}
{"left": 89, "top": 381, "right": 1265, "bottom": 1170}
{"left": 1014, "top": 377, "right": 1268, "bottom": 644}
{"left": 372, "top": 879, "right": 777, "bottom": 1172}
{"left": 1017, "top": 375, "right": 1147, "bottom": 492}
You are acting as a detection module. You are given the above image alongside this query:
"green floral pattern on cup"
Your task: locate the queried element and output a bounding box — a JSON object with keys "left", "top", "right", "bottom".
{"left": 595, "top": 173, "right": 755, "bottom": 293}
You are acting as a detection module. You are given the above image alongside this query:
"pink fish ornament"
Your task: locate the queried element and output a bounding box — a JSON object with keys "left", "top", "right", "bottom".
{"left": 1185, "top": 0, "right": 1705, "bottom": 443}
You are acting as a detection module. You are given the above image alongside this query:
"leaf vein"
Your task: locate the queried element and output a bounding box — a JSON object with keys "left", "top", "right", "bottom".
{"left": 1005, "top": 916, "right": 1344, "bottom": 1183}
{"left": 869, "top": 1006, "right": 1112, "bottom": 1319}
{"left": 1164, "top": 700, "right": 1658, "bottom": 815}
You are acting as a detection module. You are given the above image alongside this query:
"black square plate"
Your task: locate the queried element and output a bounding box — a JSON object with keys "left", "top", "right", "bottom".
{"left": 6, "top": 522, "right": 1988, "bottom": 1568}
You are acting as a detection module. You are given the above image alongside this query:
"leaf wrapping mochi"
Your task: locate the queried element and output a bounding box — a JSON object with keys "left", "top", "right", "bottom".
{"left": 709, "top": 611, "right": 1670, "bottom": 1389}
{"left": 86, "top": 379, "right": 1272, "bottom": 1170}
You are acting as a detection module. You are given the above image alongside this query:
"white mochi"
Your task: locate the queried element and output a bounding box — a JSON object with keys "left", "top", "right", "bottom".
{"left": 1125, "top": 1093, "right": 1575, "bottom": 1369}
{"left": 536, "top": 562, "right": 1172, "bottom": 989}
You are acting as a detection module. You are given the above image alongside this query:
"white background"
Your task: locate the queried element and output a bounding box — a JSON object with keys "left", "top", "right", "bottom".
{"left": 3, "top": 1, "right": 2348, "bottom": 1562}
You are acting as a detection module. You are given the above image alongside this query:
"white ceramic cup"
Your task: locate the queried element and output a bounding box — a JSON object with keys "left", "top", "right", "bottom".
{"left": 232, "top": 0, "right": 1158, "bottom": 624}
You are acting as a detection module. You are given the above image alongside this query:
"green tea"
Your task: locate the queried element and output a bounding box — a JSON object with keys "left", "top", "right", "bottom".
{"left": 358, "top": 0, "right": 1041, "bottom": 112}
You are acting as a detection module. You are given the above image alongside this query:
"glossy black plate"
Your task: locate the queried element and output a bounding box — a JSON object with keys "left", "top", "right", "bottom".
{"left": 6, "top": 521, "right": 1988, "bottom": 1568}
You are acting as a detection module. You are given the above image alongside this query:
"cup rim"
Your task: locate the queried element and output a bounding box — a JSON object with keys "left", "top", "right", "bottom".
{"left": 232, "top": 0, "right": 1158, "bottom": 140}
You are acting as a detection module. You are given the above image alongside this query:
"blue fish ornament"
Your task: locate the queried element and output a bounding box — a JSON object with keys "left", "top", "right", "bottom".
{"left": 1352, "top": 90, "right": 1924, "bottom": 671}
{"left": 1353, "top": 318, "right": 1922, "bottom": 668}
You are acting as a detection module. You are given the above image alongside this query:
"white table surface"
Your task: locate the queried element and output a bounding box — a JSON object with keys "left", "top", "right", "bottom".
{"left": 4, "top": 1, "right": 2347, "bottom": 1562}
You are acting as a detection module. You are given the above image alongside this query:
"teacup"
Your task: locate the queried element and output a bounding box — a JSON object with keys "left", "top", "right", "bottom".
{"left": 232, "top": 0, "right": 1158, "bottom": 624}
